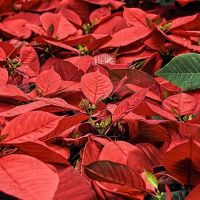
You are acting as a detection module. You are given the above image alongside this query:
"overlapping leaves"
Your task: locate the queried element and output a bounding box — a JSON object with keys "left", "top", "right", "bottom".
{"left": 0, "top": 0, "right": 199, "bottom": 200}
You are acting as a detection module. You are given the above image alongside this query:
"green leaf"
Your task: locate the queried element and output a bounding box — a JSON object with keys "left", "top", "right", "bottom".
{"left": 155, "top": 53, "right": 200, "bottom": 91}
{"left": 147, "top": 190, "right": 190, "bottom": 200}
{"left": 156, "top": 0, "right": 175, "bottom": 5}
{"left": 144, "top": 170, "right": 158, "bottom": 190}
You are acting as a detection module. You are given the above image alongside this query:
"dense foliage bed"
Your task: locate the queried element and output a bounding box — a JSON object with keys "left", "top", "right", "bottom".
{"left": 0, "top": 0, "right": 200, "bottom": 199}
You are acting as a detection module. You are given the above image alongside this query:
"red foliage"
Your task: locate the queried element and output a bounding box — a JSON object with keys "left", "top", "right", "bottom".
{"left": 0, "top": 0, "right": 199, "bottom": 199}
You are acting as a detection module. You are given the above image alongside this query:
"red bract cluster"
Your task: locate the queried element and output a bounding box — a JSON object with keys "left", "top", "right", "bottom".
{"left": 0, "top": 0, "right": 200, "bottom": 199}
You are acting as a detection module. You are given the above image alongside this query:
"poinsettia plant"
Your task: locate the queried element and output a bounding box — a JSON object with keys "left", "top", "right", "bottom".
{"left": 0, "top": 0, "right": 200, "bottom": 199}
